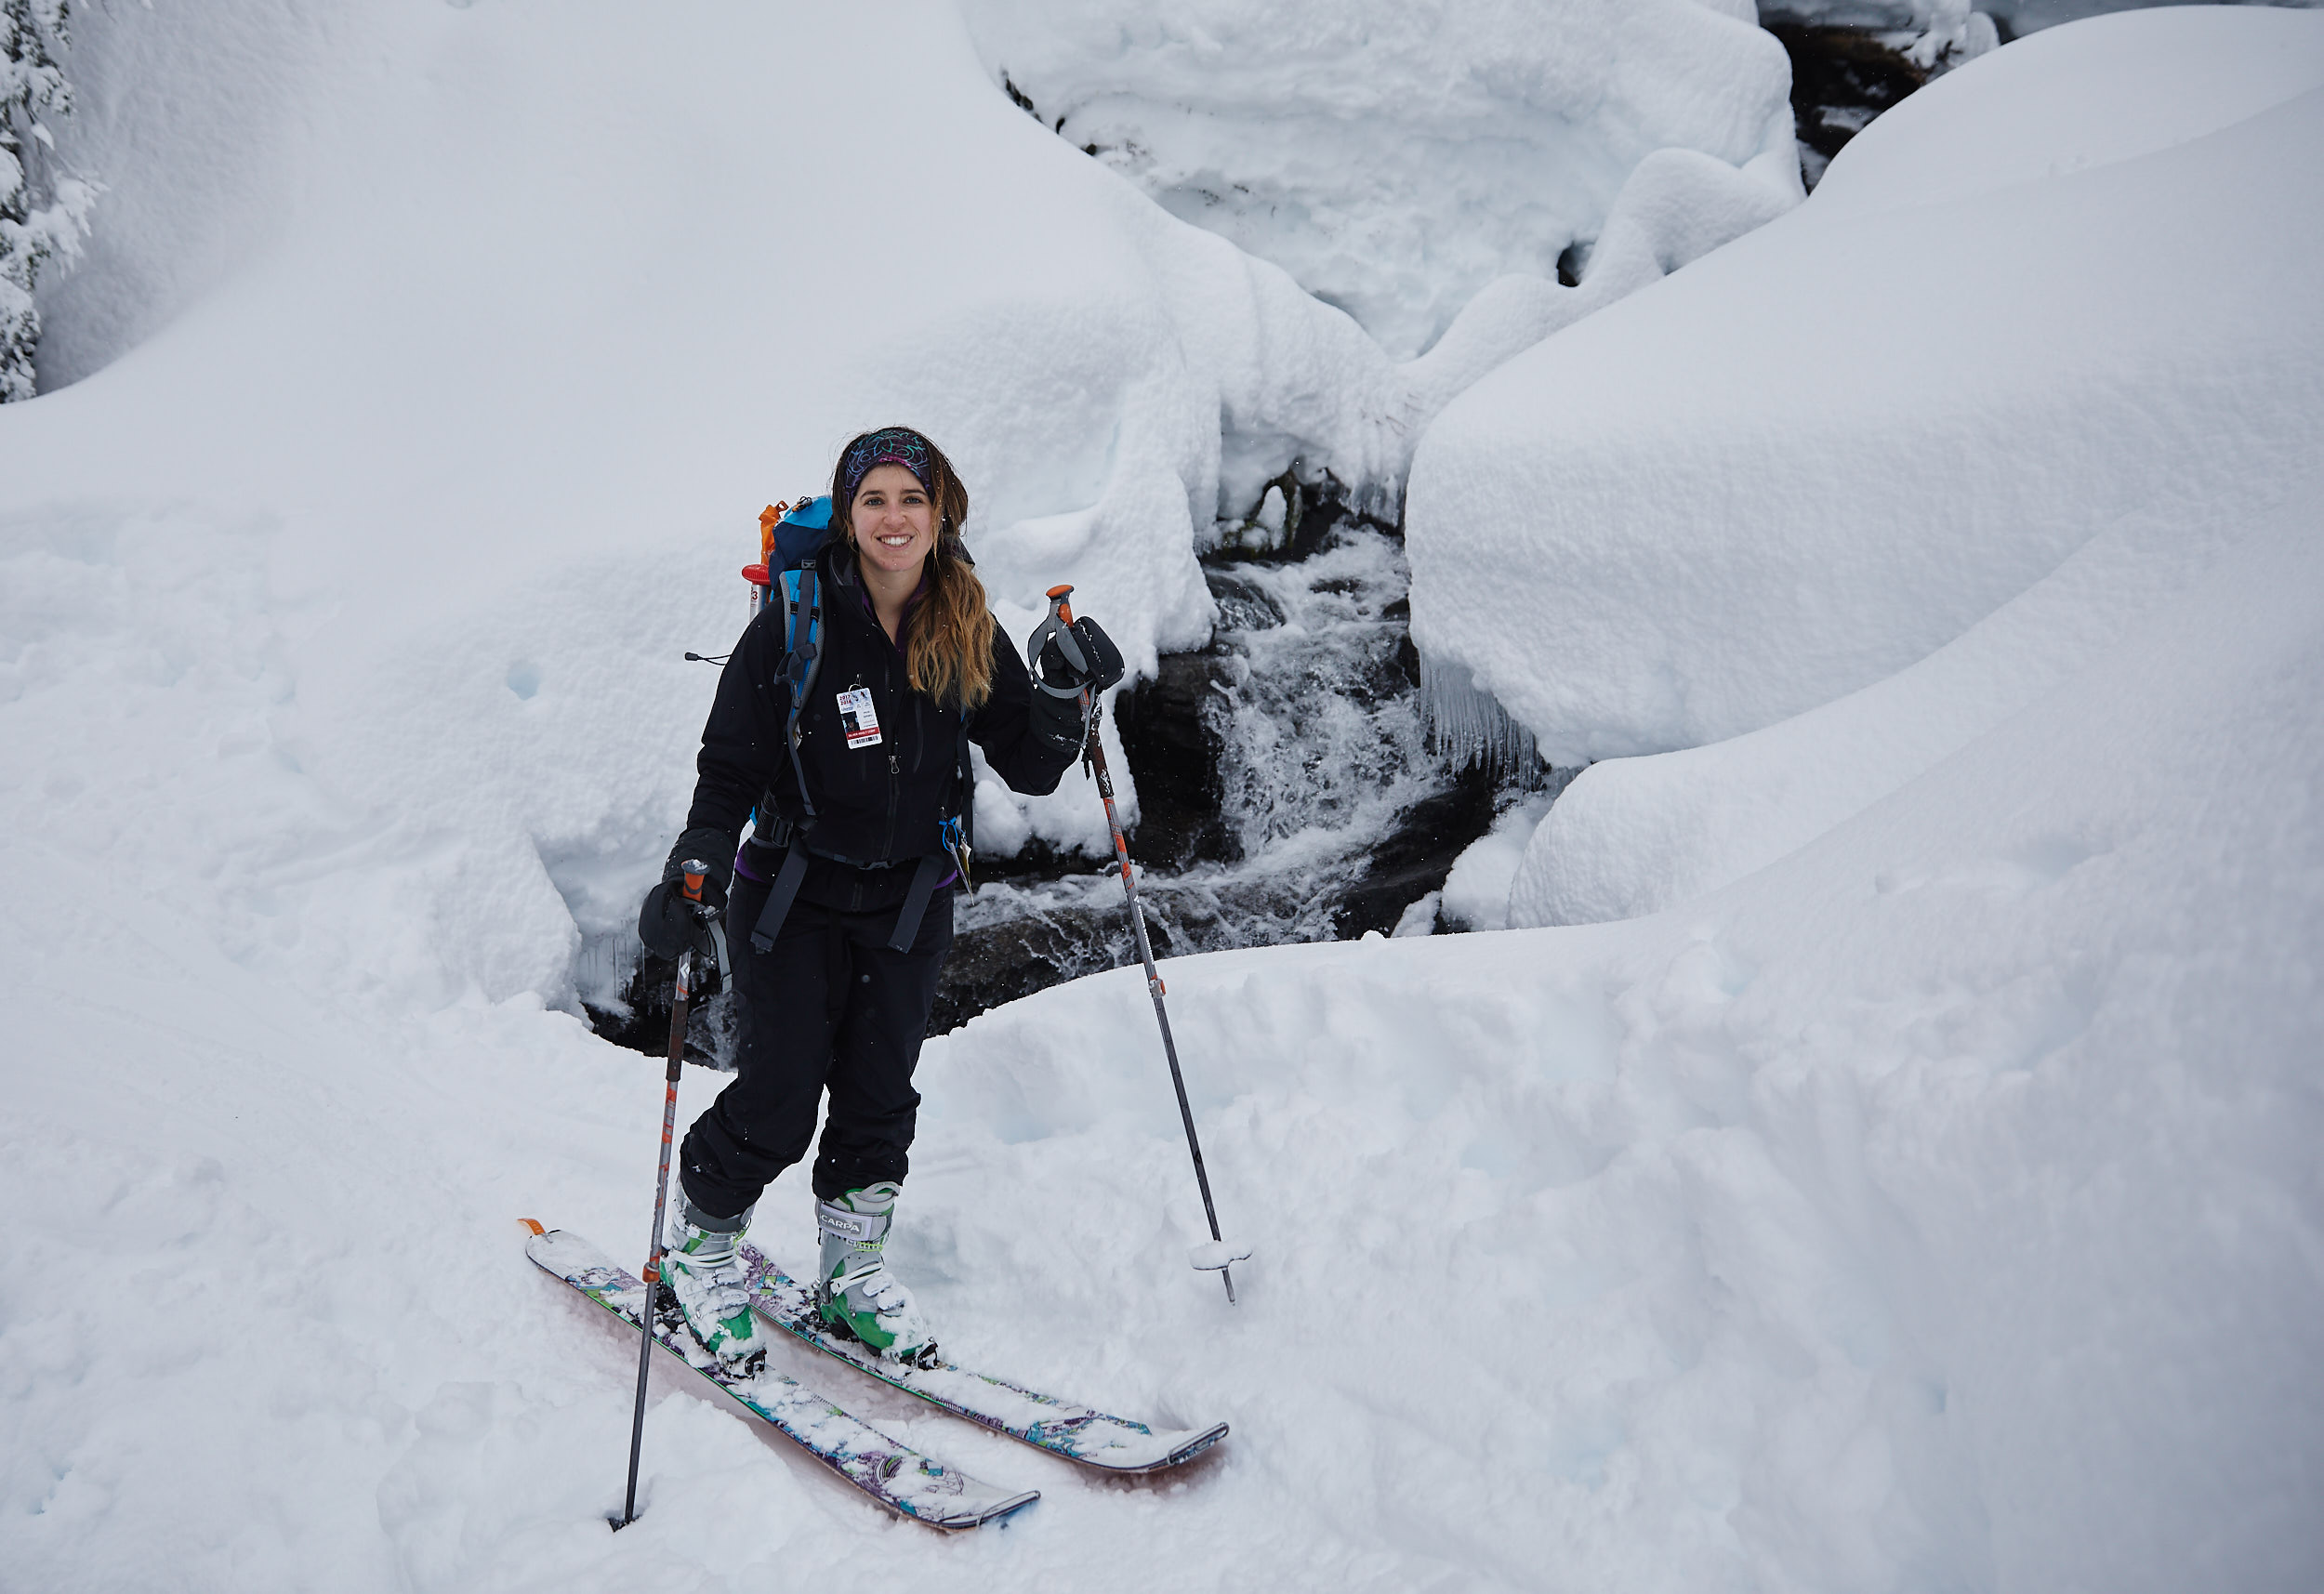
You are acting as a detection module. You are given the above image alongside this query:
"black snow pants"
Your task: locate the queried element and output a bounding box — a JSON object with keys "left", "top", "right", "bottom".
{"left": 677, "top": 867, "right": 953, "bottom": 1219}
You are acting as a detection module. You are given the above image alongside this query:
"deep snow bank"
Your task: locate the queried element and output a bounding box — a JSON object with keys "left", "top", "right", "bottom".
{"left": 1409, "top": 5, "right": 2324, "bottom": 766}
{"left": 958, "top": 0, "right": 1803, "bottom": 362}
{"left": 1520, "top": 465, "right": 2318, "bottom": 926}
{"left": 5, "top": 0, "right": 1443, "bottom": 1014}
{"left": 1404, "top": 6, "right": 2324, "bottom": 926}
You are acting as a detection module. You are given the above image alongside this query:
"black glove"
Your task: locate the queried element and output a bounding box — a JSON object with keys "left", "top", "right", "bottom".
{"left": 1028, "top": 684, "right": 1092, "bottom": 757}
{"left": 1033, "top": 614, "right": 1125, "bottom": 696}
{"left": 639, "top": 827, "right": 733, "bottom": 963}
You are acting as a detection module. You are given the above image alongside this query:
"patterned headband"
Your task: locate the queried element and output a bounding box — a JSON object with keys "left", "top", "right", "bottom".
{"left": 838, "top": 428, "right": 938, "bottom": 507}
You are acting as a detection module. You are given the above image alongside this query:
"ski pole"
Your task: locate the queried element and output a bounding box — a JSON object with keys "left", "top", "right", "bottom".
{"left": 1036, "top": 585, "right": 1245, "bottom": 1304}
{"left": 613, "top": 884, "right": 702, "bottom": 1530}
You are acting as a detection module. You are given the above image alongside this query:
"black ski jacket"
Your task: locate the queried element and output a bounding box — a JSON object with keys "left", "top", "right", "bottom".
{"left": 683, "top": 543, "right": 1084, "bottom": 913}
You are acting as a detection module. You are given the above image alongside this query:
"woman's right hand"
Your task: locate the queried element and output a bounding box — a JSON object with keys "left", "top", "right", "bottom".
{"left": 639, "top": 828, "right": 733, "bottom": 961}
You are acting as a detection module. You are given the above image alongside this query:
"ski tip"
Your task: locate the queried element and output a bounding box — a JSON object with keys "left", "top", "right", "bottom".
{"left": 937, "top": 1488, "right": 1041, "bottom": 1530}
{"left": 1085, "top": 1421, "right": 1231, "bottom": 1474}
{"left": 1167, "top": 1422, "right": 1230, "bottom": 1468}
{"left": 520, "top": 1218, "right": 546, "bottom": 1236}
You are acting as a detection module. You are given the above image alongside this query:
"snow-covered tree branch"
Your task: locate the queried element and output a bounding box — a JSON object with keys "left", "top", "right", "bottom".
{"left": 2, "top": 0, "right": 94, "bottom": 402}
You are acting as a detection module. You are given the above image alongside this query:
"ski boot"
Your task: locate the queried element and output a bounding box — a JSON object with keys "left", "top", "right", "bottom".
{"left": 816, "top": 1182, "right": 935, "bottom": 1364}
{"left": 663, "top": 1199, "right": 768, "bottom": 1373}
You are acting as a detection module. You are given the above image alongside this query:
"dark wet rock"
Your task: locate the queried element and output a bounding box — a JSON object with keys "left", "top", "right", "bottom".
{"left": 1557, "top": 238, "right": 1591, "bottom": 288}
{"left": 1332, "top": 761, "right": 1504, "bottom": 937}
{"left": 1763, "top": 15, "right": 1951, "bottom": 187}
{"left": 967, "top": 835, "right": 1086, "bottom": 885}
{"left": 930, "top": 898, "right": 1146, "bottom": 1035}
{"left": 1208, "top": 571, "right": 1287, "bottom": 631}
{"left": 588, "top": 952, "right": 736, "bottom": 1071}
{"left": 1116, "top": 649, "right": 1238, "bottom": 869}
{"left": 1209, "top": 468, "right": 1399, "bottom": 564}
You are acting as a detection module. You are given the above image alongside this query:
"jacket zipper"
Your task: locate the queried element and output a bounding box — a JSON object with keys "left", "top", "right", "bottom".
{"left": 878, "top": 652, "right": 901, "bottom": 863}
{"left": 881, "top": 750, "right": 901, "bottom": 862}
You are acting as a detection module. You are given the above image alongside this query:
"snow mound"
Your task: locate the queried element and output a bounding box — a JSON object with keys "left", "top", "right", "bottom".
{"left": 1806, "top": 0, "right": 2324, "bottom": 217}
{"left": 957, "top": 0, "right": 1801, "bottom": 360}
{"left": 1407, "top": 4, "right": 2324, "bottom": 780}
{"left": 916, "top": 479, "right": 2324, "bottom": 1594}
{"left": 1489, "top": 6, "right": 2324, "bottom": 929}
{"left": 1518, "top": 466, "right": 2316, "bottom": 924}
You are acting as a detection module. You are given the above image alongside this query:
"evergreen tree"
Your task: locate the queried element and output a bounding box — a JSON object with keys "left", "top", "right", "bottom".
{"left": 2, "top": 0, "right": 93, "bottom": 402}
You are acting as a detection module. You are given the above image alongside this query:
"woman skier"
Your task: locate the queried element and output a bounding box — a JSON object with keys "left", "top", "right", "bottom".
{"left": 637, "top": 426, "right": 1123, "bottom": 1368}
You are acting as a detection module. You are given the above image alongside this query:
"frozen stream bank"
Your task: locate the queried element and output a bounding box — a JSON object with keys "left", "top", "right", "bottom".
{"left": 943, "top": 484, "right": 1552, "bottom": 1032}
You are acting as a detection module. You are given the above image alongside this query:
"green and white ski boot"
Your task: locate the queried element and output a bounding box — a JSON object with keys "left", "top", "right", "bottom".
{"left": 664, "top": 1199, "right": 769, "bottom": 1372}
{"left": 816, "top": 1182, "right": 935, "bottom": 1364}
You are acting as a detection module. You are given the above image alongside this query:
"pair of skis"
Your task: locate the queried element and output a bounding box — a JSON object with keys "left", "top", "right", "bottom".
{"left": 525, "top": 1224, "right": 1227, "bottom": 1531}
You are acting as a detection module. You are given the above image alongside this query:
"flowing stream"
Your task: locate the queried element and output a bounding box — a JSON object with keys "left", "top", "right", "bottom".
{"left": 934, "top": 499, "right": 1545, "bottom": 1032}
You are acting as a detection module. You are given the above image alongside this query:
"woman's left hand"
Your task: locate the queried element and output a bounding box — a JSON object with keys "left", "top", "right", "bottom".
{"left": 1034, "top": 614, "right": 1126, "bottom": 694}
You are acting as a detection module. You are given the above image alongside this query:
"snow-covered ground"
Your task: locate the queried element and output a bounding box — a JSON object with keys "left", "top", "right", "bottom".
{"left": 4, "top": 4, "right": 2319, "bottom": 1591}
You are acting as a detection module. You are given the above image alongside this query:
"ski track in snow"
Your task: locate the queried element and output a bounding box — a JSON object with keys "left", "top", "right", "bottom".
{"left": 3, "top": 4, "right": 2320, "bottom": 1592}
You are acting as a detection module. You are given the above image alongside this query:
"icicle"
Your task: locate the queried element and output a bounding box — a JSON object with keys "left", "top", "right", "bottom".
{"left": 1419, "top": 653, "right": 1543, "bottom": 784}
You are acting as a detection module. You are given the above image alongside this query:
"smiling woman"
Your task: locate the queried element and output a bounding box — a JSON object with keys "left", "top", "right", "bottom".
{"left": 633, "top": 425, "right": 1126, "bottom": 1373}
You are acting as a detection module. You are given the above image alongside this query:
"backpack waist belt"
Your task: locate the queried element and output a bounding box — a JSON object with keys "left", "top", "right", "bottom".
{"left": 746, "top": 836, "right": 950, "bottom": 956}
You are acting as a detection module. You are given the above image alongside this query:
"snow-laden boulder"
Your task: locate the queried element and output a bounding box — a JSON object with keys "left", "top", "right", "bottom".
{"left": 957, "top": 0, "right": 1802, "bottom": 362}
{"left": 1400, "top": 6, "right": 2324, "bottom": 925}
{"left": 1519, "top": 460, "right": 2319, "bottom": 925}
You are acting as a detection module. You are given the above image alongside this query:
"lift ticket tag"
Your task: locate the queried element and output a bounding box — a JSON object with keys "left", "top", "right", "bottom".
{"left": 836, "top": 687, "right": 882, "bottom": 748}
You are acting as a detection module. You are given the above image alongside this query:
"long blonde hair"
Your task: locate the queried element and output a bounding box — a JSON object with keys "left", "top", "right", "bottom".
{"left": 832, "top": 428, "right": 995, "bottom": 709}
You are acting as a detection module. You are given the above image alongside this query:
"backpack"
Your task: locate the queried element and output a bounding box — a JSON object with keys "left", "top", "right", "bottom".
{"left": 746, "top": 497, "right": 838, "bottom": 834}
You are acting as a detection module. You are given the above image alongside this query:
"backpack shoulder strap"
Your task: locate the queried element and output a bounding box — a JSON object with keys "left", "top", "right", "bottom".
{"left": 775, "top": 562, "right": 825, "bottom": 824}
{"left": 934, "top": 705, "right": 975, "bottom": 889}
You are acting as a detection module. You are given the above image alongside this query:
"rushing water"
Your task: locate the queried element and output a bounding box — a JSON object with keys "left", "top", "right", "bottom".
{"left": 933, "top": 521, "right": 1512, "bottom": 1031}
